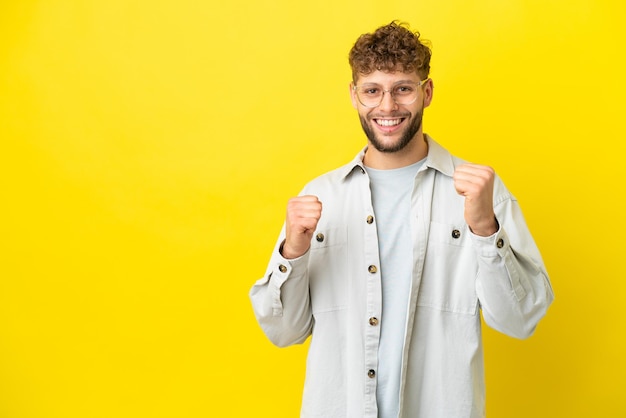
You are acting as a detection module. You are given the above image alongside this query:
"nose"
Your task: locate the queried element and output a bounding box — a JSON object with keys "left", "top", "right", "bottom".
{"left": 377, "top": 90, "right": 398, "bottom": 112}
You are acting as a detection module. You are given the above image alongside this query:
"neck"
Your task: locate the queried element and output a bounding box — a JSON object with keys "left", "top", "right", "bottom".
{"left": 363, "top": 133, "right": 428, "bottom": 169}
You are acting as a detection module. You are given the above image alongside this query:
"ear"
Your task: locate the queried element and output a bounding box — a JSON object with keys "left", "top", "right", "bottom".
{"left": 422, "top": 79, "right": 434, "bottom": 108}
{"left": 349, "top": 82, "right": 359, "bottom": 109}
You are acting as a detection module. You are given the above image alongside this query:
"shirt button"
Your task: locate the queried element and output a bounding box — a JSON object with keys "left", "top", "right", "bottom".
{"left": 366, "top": 215, "right": 374, "bottom": 224}
{"left": 316, "top": 233, "right": 325, "bottom": 242}
{"left": 368, "top": 265, "right": 378, "bottom": 274}
{"left": 367, "top": 369, "right": 376, "bottom": 378}
{"left": 278, "top": 264, "right": 288, "bottom": 273}
{"left": 496, "top": 238, "right": 505, "bottom": 248}
{"left": 451, "top": 229, "right": 461, "bottom": 239}
{"left": 369, "top": 317, "right": 379, "bottom": 326}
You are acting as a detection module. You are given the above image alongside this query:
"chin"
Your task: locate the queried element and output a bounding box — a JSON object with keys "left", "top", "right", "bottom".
{"left": 370, "top": 133, "right": 414, "bottom": 153}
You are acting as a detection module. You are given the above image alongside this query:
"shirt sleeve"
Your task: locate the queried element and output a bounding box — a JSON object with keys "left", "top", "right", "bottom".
{"left": 249, "top": 226, "right": 314, "bottom": 347}
{"left": 471, "top": 185, "right": 554, "bottom": 339}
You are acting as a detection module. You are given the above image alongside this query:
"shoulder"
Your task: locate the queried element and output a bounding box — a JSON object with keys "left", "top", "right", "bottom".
{"left": 300, "top": 150, "right": 366, "bottom": 195}
{"left": 493, "top": 173, "right": 517, "bottom": 205}
{"left": 426, "top": 135, "right": 516, "bottom": 203}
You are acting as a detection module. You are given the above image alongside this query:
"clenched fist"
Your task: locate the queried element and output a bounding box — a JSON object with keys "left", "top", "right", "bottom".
{"left": 281, "top": 195, "right": 323, "bottom": 259}
{"left": 453, "top": 163, "right": 498, "bottom": 237}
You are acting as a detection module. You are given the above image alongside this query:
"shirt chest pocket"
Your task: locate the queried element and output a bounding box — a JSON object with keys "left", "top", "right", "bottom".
{"left": 417, "top": 221, "right": 479, "bottom": 315}
{"left": 308, "top": 226, "right": 348, "bottom": 314}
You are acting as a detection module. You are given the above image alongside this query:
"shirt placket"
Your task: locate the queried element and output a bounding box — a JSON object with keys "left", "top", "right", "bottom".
{"left": 360, "top": 168, "right": 383, "bottom": 417}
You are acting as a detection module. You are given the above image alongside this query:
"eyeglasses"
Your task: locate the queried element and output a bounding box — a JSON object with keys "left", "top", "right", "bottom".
{"left": 353, "top": 79, "right": 429, "bottom": 108}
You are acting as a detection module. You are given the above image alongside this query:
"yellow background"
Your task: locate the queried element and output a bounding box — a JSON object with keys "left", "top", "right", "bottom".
{"left": 1, "top": 0, "right": 624, "bottom": 417}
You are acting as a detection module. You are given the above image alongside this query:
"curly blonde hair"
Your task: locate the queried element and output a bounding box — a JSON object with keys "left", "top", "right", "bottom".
{"left": 348, "top": 21, "right": 431, "bottom": 82}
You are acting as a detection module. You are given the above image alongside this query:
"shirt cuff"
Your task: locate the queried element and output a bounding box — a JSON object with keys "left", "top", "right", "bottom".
{"left": 469, "top": 219, "right": 509, "bottom": 258}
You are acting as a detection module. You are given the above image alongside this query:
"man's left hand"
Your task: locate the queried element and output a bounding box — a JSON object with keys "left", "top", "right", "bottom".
{"left": 453, "top": 163, "right": 498, "bottom": 237}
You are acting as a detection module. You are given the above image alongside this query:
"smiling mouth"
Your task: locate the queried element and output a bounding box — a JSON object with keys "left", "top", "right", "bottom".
{"left": 374, "top": 118, "right": 404, "bottom": 127}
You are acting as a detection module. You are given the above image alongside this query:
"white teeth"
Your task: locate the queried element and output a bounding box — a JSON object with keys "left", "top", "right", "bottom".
{"left": 376, "top": 119, "right": 402, "bottom": 126}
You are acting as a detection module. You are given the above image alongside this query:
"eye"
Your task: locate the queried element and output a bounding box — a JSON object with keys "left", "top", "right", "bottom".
{"left": 394, "top": 85, "right": 415, "bottom": 95}
{"left": 361, "top": 87, "right": 380, "bottom": 96}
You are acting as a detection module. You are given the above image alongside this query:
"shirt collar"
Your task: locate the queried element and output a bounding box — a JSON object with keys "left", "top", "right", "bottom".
{"left": 340, "top": 134, "right": 456, "bottom": 180}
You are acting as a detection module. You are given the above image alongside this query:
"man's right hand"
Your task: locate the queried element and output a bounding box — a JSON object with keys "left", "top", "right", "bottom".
{"left": 281, "top": 195, "right": 322, "bottom": 259}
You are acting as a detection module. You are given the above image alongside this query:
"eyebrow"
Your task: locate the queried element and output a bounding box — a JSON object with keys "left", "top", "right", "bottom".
{"left": 359, "top": 79, "right": 418, "bottom": 86}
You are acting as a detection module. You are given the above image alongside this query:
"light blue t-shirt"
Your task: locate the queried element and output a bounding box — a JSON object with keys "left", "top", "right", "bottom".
{"left": 365, "top": 158, "right": 425, "bottom": 418}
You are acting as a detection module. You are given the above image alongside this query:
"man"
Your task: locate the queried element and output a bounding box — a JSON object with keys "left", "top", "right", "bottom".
{"left": 250, "top": 21, "right": 553, "bottom": 418}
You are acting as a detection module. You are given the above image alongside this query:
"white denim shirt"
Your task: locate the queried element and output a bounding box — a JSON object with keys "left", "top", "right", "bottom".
{"left": 250, "top": 136, "right": 554, "bottom": 418}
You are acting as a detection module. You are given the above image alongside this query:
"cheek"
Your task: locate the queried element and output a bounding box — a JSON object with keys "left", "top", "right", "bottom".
{"left": 359, "top": 109, "right": 373, "bottom": 122}
{"left": 411, "top": 101, "right": 425, "bottom": 115}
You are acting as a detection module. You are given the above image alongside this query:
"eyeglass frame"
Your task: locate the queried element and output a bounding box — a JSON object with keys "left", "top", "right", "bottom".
{"left": 352, "top": 78, "right": 430, "bottom": 108}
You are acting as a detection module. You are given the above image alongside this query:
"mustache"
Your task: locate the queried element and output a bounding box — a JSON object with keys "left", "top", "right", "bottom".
{"left": 368, "top": 112, "right": 411, "bottom": 119}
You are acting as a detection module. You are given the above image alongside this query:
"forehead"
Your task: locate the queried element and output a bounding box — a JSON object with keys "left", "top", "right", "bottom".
{"left": 356, "top": 70, "right": 421, "bottom": 85}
